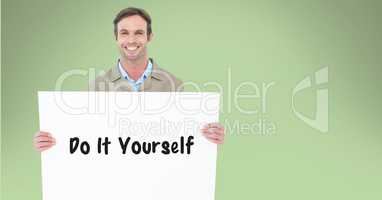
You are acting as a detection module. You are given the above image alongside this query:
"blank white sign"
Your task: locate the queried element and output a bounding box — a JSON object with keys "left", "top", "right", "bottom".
{"left": 38, "top": 92, "right": 220, "bottom": 200}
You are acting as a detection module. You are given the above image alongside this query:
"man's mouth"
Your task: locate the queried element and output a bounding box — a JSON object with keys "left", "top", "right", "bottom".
{"left": 125, "top": 46, "right": 139, "bottom": 51}
{"left": 123, "top": 45, "right": 141, "bottom": 59}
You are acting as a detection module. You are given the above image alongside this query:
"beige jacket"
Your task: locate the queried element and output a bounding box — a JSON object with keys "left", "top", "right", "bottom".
{"left": 89, "top": 59, "right": 183, "bottom": 92}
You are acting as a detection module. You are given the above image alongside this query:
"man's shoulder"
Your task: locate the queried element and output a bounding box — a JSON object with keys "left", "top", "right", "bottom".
{"left": 149, "top": 63, "right": 183, "bottom": 92}
{"left": 94, "top": 67, "right": 119, "bottom": 82}
{"left": 153, "top": 66, "right": 183, "bottom": 84}
{"left": 89, "top": 67, "right": 120, "bottom": 91}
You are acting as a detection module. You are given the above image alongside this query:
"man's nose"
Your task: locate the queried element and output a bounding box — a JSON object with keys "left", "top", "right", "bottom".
{"left": 127, "top": 35, "right": 137, "bottom": 43}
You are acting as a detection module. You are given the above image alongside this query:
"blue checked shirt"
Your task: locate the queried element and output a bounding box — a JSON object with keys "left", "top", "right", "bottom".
{"left": 117, "top": 59, "right": 153, "bottom": 91}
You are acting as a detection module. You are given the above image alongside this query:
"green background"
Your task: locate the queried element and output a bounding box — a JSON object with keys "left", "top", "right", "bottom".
{"left": 2, "top": 0, "right": 382, "bottom": 199}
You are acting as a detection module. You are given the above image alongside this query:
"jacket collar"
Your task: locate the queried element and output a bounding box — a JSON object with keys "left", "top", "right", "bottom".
{"left": 110, "top": 58, "right": 162, "bottom": 82}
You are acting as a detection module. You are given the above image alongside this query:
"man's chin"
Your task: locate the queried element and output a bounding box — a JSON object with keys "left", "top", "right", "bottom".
{"left": 125, "top": 54, "right": 140, "bottom": 61}
{"left": 120, "top": 50, "right": 145, "bottom": 62}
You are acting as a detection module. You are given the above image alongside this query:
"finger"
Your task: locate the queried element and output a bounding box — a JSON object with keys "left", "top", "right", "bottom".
{"left": 204, "top": 136, "right": 218, "bottom": 143}
{"left": 35, "top": 143, "right": 53, "bottom": 152}
{"left": 202, "top": 124, "right": 224, "bottom": 133}
{"left": 34, "top": 135, "right": 53, "bottom": 142}
{"left": 34, "top": 131, "right": 51, "bottom": 138}
{"left": 204, "top": 136, "right": 224, "bottom": 144}
{"left": 35, "top": 140, "right": 55, "bottom": 146}
{"left": 34, "top": 135, "right": 54, "bottom": 141}
{"left": 202, "top": 128, "right": 224, "bottom": 136}
{"left": 206, "top": 135, "right": 222, "bottom": 141}
{"left": 38, "top": 145, "right": 53, "bottom": 152}
{"left": 202, "top": 130, "right": 220, "bottom": 139}
{"left": 202, "top": 131, "right": 223, "bottom": 140}
{"left": 34, "top": 136, "right": 55, "bottom": 144}
{"left": 202, "top": 132, "right": 219, "bottom": 140}
{"left": 203, "top": 122, "right": 223, "bottom": 129}
{"left": 215, "top": 138, "right": 224, "bottom": 144}
{"left": 37, "top": 141, "right": 56, "bottom": 149}
{"left": 35, "top": 140, "right": 56, "bottom": 149}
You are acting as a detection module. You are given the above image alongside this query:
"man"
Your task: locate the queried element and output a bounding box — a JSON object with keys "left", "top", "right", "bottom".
{"left": 34, "top": 7, "right": 224, "bottom": 151}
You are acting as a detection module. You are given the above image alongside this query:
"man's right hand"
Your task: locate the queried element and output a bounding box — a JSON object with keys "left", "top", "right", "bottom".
{"left": 34, "top": 131, "right": 56, "bottom": 152}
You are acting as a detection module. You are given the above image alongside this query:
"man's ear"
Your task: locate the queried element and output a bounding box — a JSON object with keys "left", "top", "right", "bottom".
{"left": 114, "top": 30, "right": 118, "bottom": 41}
{"left": 148, "top": 33, "right": 154, "bottom": 42}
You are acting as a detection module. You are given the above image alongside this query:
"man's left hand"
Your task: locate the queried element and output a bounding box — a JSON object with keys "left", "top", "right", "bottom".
{"left": 201, "top": 123, "right": 225, "bottom": 144}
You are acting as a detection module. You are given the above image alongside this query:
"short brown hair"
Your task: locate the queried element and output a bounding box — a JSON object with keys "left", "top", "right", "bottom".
{"left": 113, "top": 7, "right": 152, "bottom": 39}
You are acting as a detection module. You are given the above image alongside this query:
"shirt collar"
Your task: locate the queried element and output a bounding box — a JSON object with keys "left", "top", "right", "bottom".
{"left": 117, "top": 59, "right": 153, "bottom": 84}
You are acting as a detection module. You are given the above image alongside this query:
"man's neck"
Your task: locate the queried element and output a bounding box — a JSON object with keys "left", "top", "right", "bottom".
{"left": 120, "top": 57, "right": 149, "bottom": 81}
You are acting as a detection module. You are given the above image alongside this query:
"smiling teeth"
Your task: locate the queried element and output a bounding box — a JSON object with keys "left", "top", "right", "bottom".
{"left": 127, "top": 46, "right": 138, "bottom": 50}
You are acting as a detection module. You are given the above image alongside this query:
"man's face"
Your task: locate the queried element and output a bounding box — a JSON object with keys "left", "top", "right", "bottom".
{"left": 116, "top": 15, "right": 152, "bottom": 62}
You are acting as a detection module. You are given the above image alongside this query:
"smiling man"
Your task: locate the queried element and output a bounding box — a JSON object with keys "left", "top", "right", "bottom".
{"left": 91, "top": 7, "right": 184, "bottom": 92}
{"left": 33, "top": 7, "right": 225, "bottom": 151}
